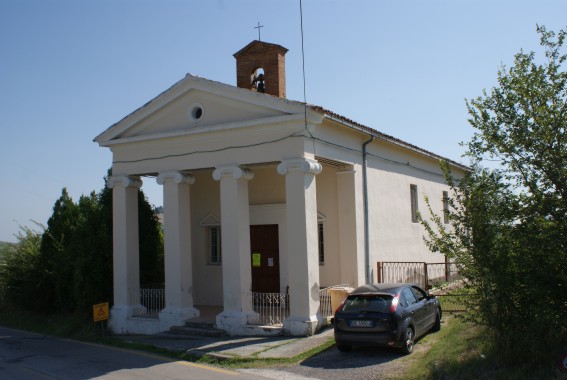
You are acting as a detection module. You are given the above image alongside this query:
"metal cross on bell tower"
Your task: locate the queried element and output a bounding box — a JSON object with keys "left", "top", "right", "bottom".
{"left": 254, "top": 22, "right": 264, "bottom": 41}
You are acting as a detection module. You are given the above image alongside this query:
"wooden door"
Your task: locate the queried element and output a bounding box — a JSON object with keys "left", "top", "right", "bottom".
{"left": 250, "top": 225, "right": 280, "bottom": 293}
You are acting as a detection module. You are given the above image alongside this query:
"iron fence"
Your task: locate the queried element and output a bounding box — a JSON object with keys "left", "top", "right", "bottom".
{"left": 248, "top": 291, "right": 290, "bottom": 326}
{"left": 318, "top": 287, "right": 333, "bottom": 318}
{"left": 130, "top": 286, "right": 165, "bottom": 318}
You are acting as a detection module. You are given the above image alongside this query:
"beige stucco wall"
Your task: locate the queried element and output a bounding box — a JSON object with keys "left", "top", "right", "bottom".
{"left": 186, "top": 170, "right": 223, "bottom": 305}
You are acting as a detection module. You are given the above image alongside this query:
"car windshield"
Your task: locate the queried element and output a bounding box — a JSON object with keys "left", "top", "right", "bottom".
{"left": 341, "top": 294, "right": 392, "bottom": 313}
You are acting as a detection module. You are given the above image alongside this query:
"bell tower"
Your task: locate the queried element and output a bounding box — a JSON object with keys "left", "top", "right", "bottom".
{"left": 233, "top": 40, "right": 288, "bottom": 98}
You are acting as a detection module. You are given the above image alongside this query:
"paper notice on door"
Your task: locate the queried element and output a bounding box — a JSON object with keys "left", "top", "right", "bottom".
{"left": 268, "top": 258, "right": 274, "bottom": 267}
{"left": 252, "top": 253, "right": 261, "bottom": 267}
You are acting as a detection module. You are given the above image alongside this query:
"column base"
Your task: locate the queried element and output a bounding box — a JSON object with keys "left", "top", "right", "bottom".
{"left": 159, "top": 306, "right": 200, "bottom": 331}
{"left": 283, "top": 315, "right": 323, "bottom": 336}
{"left": 216, "top": 310, "right": 259, "bottom": 336}
{"left": 108, "top": 304, "right": 147, "bottom": 334}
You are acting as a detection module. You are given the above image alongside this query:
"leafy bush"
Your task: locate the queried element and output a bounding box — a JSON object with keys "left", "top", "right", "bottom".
{"left": 420, "top": 26, "right": 567, "bottom": 369}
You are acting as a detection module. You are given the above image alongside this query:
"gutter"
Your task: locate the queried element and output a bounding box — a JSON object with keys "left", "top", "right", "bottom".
{"left": 362, "top": 135, "right": 374, "bottom": 284}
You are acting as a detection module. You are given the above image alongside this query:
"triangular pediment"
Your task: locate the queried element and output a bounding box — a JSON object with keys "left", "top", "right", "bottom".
{"left": 200, "top": 213, "right": 221, "bottom": 226}
{"left": 94, "top": 75, "right": 306, "bottom": 146}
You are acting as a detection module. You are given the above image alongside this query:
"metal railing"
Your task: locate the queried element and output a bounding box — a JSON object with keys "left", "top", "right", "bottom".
{"left": 318, "top": 287, "right": 333, "bottom": 318}
{"left": 130, "top": 286, "right": 165, "bottom": 318}
{"left": 248, "top": 291, "right": 290, "bottom": 326}
{"left": 377, "top": 261, "right": 460, "bottom": 290}
{"left": 128, "top": 286, "right": 356, "bottom": 323}
{"left": 318, "top": 285, "right": 351, "bottom": 318}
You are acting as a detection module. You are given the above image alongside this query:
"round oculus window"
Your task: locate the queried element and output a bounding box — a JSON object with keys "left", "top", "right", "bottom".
{"left": 188, "top": 103, "right": 204, "bottom": 122}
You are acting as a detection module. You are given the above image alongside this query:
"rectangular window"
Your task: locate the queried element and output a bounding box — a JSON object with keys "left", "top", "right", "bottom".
{"left": 208, "top": 227, "right": 221, "bottom": 264}
{"left": 410, "top": 184, "right": 418, "bottom": 223}
{"left": 443, "top": 191, "right": 449, "bottom": 224}
{"left": 318, "top": 223, "right": 325, "bottom": 265}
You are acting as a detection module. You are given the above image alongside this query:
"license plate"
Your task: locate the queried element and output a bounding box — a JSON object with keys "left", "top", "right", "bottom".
{"left": 350, "top": 320, "right": 373, "bottom": 328}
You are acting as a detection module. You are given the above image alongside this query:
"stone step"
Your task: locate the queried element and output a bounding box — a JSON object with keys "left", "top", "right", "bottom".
{"left": 168, "top": 324, "right": 225, "bottom": 338}
{"left": 184, "top": 321, "right": 216, "bottom": 329}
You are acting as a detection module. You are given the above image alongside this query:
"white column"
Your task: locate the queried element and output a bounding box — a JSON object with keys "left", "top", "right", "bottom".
{"left": 106, "top": 175, "right": 144, "bottom": 333}
{"left": 336, "top": 170, "right": 363, "bottom": 287}
{"left": 277, "top": 158, "right": 322, "bottom": 336}
{"left": 157, "top": 171, "right": 199, "bottom": 329}
{"left": 212, "top": 165, "right": 256, "bottom": 335}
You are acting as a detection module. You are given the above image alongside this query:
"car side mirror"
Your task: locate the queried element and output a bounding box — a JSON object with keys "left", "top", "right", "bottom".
{"left": 330, "top": 317, "right": 335, "bottom": 324}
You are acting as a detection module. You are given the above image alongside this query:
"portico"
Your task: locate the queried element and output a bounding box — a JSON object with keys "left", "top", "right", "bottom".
{"left": 105, "top": 153, "right": 327, "bottom": 335}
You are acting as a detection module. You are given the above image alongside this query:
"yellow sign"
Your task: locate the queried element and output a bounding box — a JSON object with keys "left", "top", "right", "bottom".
{"left": 93, "top": 302, "right": 109, "bottom": 322}
{"left": 252, "top": 253, "right": 261, "bottom": 267}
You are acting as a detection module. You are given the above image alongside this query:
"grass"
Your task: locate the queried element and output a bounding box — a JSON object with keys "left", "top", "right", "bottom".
{"left": 396, "top": 314, "right": 562, "bottom": 380}
{"left": 0, "top": 304, "right": 563, "bottom": 378}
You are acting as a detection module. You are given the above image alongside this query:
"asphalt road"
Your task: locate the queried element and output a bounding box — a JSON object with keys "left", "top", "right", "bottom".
{"left": 245, "top": 345, "right": 409, "bottom": 380}
{"left": 0, "top": 326, "right": 270, "bottom": 380}
{"left": 0, "top": 325, "right": 419, "bottom": 380}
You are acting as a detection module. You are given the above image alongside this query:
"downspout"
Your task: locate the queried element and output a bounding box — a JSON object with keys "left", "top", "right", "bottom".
{"left": 362, "top": 135, "right": 374, "bottom": 284}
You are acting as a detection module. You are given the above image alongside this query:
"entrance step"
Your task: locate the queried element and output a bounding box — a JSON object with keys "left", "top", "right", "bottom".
{"left": 168, "top": 321, "right": 226, "bottom": 338}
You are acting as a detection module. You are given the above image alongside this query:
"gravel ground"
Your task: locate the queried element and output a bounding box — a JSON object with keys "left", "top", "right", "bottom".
{"left": 238, "top": 342, "right": 428, "bottom": 380}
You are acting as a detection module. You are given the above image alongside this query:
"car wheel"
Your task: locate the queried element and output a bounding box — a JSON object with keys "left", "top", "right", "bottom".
{"left": 337, "top": 344, "right": 352, "bottom": 352}
{"left": 432, "top": 309, "right": 441, "bottom": 332}
{"left": 400, "top": 327, "right": 414, "bottom": 355}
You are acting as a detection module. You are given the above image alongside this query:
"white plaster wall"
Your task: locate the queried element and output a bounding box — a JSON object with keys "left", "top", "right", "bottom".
{"left": 314, "top": 165, "right": 341, "bottom": 288}
{"left": 189, "top": 170, "right": 223, "bottom": 306}
{"left": 364, "top": 146, "right": 453, "bottom": 283}
{"left": 110, "top": 121, "right": 307, "bottom": 175}
{"left": 311, "top": 119, "right": 464, "bottom": 284}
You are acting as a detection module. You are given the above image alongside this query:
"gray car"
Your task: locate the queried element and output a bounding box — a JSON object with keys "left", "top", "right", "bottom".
{"left": 332, "top": 283, "right": 441, "bottom": 354}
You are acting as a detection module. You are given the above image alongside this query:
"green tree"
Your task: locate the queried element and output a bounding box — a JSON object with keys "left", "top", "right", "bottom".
{"left": 69, "top": 190, "right": 113, "bottom": 313}
{"left": 421, "top": 26, "right": 567, "bottom": 369}
{"left": 0, "top": 225, "right": 44, "bottom": 310}
{"left": 1, "top": 172, "right": 164, "bottom": 316}
{"left": 40, "top": 188, "right": 80, "bottom": 311}
{"left": 71, "top": 175, "right": 164, "bottom": 314}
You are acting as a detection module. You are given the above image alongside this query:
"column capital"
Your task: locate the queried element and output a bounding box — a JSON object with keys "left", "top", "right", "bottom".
{"left": 106, "top": 175, "right": 142, "bottom": 189}
{"left": 277, "top": 158, "right": 322, "bottom": 176}
{"left": 212, "top": 165, "right": 254, "bottom": 181}
{"left": 156, "top": 171, "right": 195, "bottom": 185}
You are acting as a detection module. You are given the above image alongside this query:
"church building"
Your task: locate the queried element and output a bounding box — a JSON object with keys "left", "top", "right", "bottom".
{"left": 94, "top": 40, "right": 467, "bottom": 336}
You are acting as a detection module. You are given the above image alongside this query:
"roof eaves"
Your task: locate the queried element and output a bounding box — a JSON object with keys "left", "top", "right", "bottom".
{"left": 309, "top": 105, "right": 470, "bottom": 172}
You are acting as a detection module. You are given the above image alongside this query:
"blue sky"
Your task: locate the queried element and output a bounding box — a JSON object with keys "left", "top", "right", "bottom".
{"left": 1, "top": 0, "right": 565, "bottom": 242}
